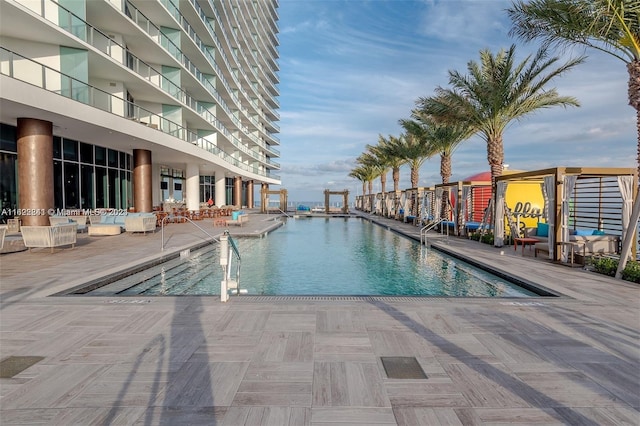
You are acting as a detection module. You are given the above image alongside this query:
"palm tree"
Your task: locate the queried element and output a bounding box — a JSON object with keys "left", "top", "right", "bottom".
{"left": 508, "top": 0, "right": 640, "bottom": 171}
{"left": 418, "top": 44, "right": 583, "bottom": 192}
{"left": 378, "top": 135, "right": 406, "bottom": 192}
{"left": 349, "top": 164, "right": 380, "bottom": 213}
{"left": 508, "top": 0, "right": 640, "bottom": 277}
{"left": 361, "top": 135, "right": 405, "bottom": 216}
{"left": 356, "top": 151, "right": 387, "bottom": 215}
{"left": 395, "top": 120, "right": 434, "bottom": 188}
{"left": 357, "top": 151, "right": 388, "bottom": 198}
{"left": 413, "top": 109, "right": 475, "bottom": 224}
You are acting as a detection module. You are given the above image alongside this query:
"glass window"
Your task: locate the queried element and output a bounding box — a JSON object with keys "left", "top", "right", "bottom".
{"left": 126, "top": 172, "right": 132, "bottom": 209}
{"left": 95, "top": 167, "right": 107, "bottom": 208}
{"left": 52, "top": 136, "right": 62, "bottom": 159}
{"left": 120, "top": 170, "right": 128, "bottom": 208}
{"left": 80, "top": 142, "right": 93, "bottom": 164}
{"left": 64, "top": 162, "right": 80, "bottom": 208}
{"left": 95, "top": 146, "right": 106, "bottom": 165}
{"left": 108, "top": 168, "right": 119, "bottom": 208}
{"left": 0, "top": 153, "right": 17, "bottom": 214}
{"left": 126, "top": 154, "right": 131, "bottom": 170}
{"left": 63, "top": 138, "right": 78, "bottom": 161}
{"left": 81, "top": 164, "right": 94, "bottom": 209}
{"left": 119, "top": 152, "right": 126, "bottom": 170}
{"left": 161, "top": 177, "right": 170, "bottom": 201}
{"left": 173, "top": 179, "right": 183, "bottom": 201}
{"left": 0, "top": 124, "right": 17, "bottom": 153}
{"left": 53, "top": 160, "right": 63, "bottom": 209}
{"left": 108, "top": 149, "right": 118, "bottom": 168}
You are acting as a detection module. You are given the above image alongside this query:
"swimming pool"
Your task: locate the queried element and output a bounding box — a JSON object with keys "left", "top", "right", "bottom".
{"left": 79, "top": 217, "right": 542, "bottom": 297}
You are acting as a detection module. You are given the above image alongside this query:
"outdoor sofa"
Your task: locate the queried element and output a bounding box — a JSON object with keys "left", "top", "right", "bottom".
{"left": 124, "top": 213, "right": 157, "bottom": 234}
{"left": 49, "top": 215, "right": 88, "bottom": 232}
{"left": 525, "top": 223, "right": 620, "bottom": 259}
{"left": 21, "top": 222, "right": 77, "bottom": 252}
{"left": 226, "top": 211, "right": 248, "bottom": 227}
{"left": 88, "top": 212, "right": 156, "bottom": 235}
{"left": 88, "top": 214, "right": 125, "bottom": 235}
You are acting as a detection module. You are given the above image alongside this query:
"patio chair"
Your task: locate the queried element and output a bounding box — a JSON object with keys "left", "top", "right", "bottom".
{"left": 21, "top": 223, "right": 78, "bottom": 252}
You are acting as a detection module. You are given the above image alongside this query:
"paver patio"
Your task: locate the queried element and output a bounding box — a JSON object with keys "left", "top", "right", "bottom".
{"left": 0, "top": 212, "right": 638, "bottom": 425}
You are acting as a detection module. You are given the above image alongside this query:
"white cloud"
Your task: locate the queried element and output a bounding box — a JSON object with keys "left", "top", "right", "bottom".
{"left": 274, "top": 0, "right": 635, "bottom": 201}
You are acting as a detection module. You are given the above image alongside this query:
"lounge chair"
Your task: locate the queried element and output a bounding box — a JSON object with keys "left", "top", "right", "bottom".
{"left": 48, "top": 215, "right": 87, "bottom": 232}
{"left": 21, "top": 223, "right": 77, "bottom": 252}
{"left": 226, "top": 211, "right": 248, "bottom": 226}
{"left": 124, "top": 214, "right": 157, "bottom": 234}
{"left": 526, "top": 225, "right": 620, "bottom": 261}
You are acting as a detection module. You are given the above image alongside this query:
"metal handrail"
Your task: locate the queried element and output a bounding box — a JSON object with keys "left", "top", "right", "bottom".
{"left": 161, "top": 214, "right": 218, "bottom": 251}
{"left": 220, "top": 230, "right": 242, "bottom": 301}
{"left": 420, "top": 218, "right": 445, "bottom": 245}
{"left": 278, "top": 208, "right": 292, "bottom": 218}
{"left": 225, "top": 230, "right": 241, "bottom": 262}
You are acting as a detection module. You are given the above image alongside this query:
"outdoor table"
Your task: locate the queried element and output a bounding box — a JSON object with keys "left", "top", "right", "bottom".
{"left": 513, "top": 237, "right": 539, "bottom": 256}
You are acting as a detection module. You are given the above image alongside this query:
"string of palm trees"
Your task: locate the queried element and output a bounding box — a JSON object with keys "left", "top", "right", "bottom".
{"left": 349, "top": 0, "right": 639, "bottom": 243}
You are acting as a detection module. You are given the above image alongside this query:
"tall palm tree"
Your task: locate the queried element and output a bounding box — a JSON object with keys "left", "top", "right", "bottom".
{"left": 508, "top": 0, "right": 640, "bottom": 172}
{"left": 378, "top": 135, "right": 406, "bottom": 192}
{"left": 357, "top": 151, "right": 387, "bottom": 215}
{"left": 357, "top": 151, "right": 388, "bottom": 196}
{"left": 395, "top": 120, "right": 434, "bottom": 188}
{"left": 359, "top": 138, "right": 399, "bottom": 216}
{"left": 349, "top": 164, "right": 380, "bottom": 213}
{"left": 508, "top": 0, "right": 640, "bottom": 276}
{"left": 418, "top": 44, "right": 583, "bottom": 192}
{"left": 413, "top": 110, "right": 475, "bottom": 223}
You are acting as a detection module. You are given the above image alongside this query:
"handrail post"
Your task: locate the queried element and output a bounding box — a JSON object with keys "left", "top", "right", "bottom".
{"left": 220, "top": 233, "right": 229, "bottom": 302}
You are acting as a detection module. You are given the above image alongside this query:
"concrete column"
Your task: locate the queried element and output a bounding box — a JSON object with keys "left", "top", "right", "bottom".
{"left": 246, "top": 179, "right": 254, "bottom": 208}
{"left": 185, "top": 163, "right": 200, "bottom": 212}
{"left": 260, "top": 183, "right": 268, "bottom": 213}
{"left": 151, "top": 163, "right": 161, "bottom": 208}
{"left": 233, "top": 176, "right": 242, "bottom": 208}
{"left": 215, "top": 171, "right": 226, "bottom": 207}
{"left": 133, "top": 149, "right": 152, "bottom": 212}
{"left": 17, "top": 118, "right": 54, "bottom": 226}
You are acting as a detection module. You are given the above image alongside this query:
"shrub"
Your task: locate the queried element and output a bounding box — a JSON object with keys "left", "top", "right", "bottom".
{"left": 621, "top": 260, "right": 640, "bottom": 283}
{"left": 470, "top": 232, "right": 494, "bottom": 245}
{"left": 591, "top": 257, "right": 618, "bottom": 277}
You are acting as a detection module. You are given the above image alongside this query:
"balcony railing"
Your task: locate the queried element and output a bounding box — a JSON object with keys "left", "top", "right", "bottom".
{"left": 0, "top": 47, "right": 280, "bottom": 181}
{"left": 8, "top": 0, "right": 279, "bottom": 167}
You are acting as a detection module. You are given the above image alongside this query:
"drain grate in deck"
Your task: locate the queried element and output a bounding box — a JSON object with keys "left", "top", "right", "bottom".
{"left": 0, "top": 356, "right": 45, "bottom": 378}
{"left": 381, "top": 356, "right": 427, "bottom": 379}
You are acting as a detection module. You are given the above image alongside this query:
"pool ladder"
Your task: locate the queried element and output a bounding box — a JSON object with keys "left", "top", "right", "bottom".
{"left": 220, "top": 230, "right": 242, "bottom": 302}
{"left": 420, "top": 218, "right": 445, "bottom": 245}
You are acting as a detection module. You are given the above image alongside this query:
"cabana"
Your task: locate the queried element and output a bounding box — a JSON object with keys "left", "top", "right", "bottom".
{"left": 494, "top": 167, "right": 637, "bottom": 264}
{"left": 458, "top": 170, "right": 543, "bottom": 237}
{"left": 403, "top": 187, "right": 435, "bottom": 225}
{"left": 434, "top": 178, "right": 493, "bottom": 236}
{"left": 434, "top": 182, "right": 460, "bottom": 235}
{"left": 382, "top": 191, "right": 395, "bottom": 218}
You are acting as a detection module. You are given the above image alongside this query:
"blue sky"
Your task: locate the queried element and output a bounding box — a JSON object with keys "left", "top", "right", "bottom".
{"left": 272, "top": 0, "right": 635, "bottom": 203}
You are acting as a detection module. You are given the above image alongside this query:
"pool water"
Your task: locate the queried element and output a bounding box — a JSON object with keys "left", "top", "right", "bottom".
{"left": 87, "top": 218, "right": 539, "bottom": 297}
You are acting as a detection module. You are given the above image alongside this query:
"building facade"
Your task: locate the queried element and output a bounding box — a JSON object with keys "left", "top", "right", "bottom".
{"left": 0, "top": 0, "right": 280, "bottom": 225}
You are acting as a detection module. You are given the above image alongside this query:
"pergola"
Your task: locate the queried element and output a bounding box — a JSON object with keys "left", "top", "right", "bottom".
{"left": 494, "top": 167, "right": 637, "bottom": 263}
{"left": 434, "top": 180, "right": 491, "bottom": 236}
{"left": 323, "top": 189, "right": 349, "bottom": 214}
{"left": 260, "top": 188, "right": 287, "bottom": 213}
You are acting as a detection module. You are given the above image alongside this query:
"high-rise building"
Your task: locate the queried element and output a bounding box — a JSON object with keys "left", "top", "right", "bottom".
{"left": 0, "top": 0, "right": 280, "bottom": 225}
